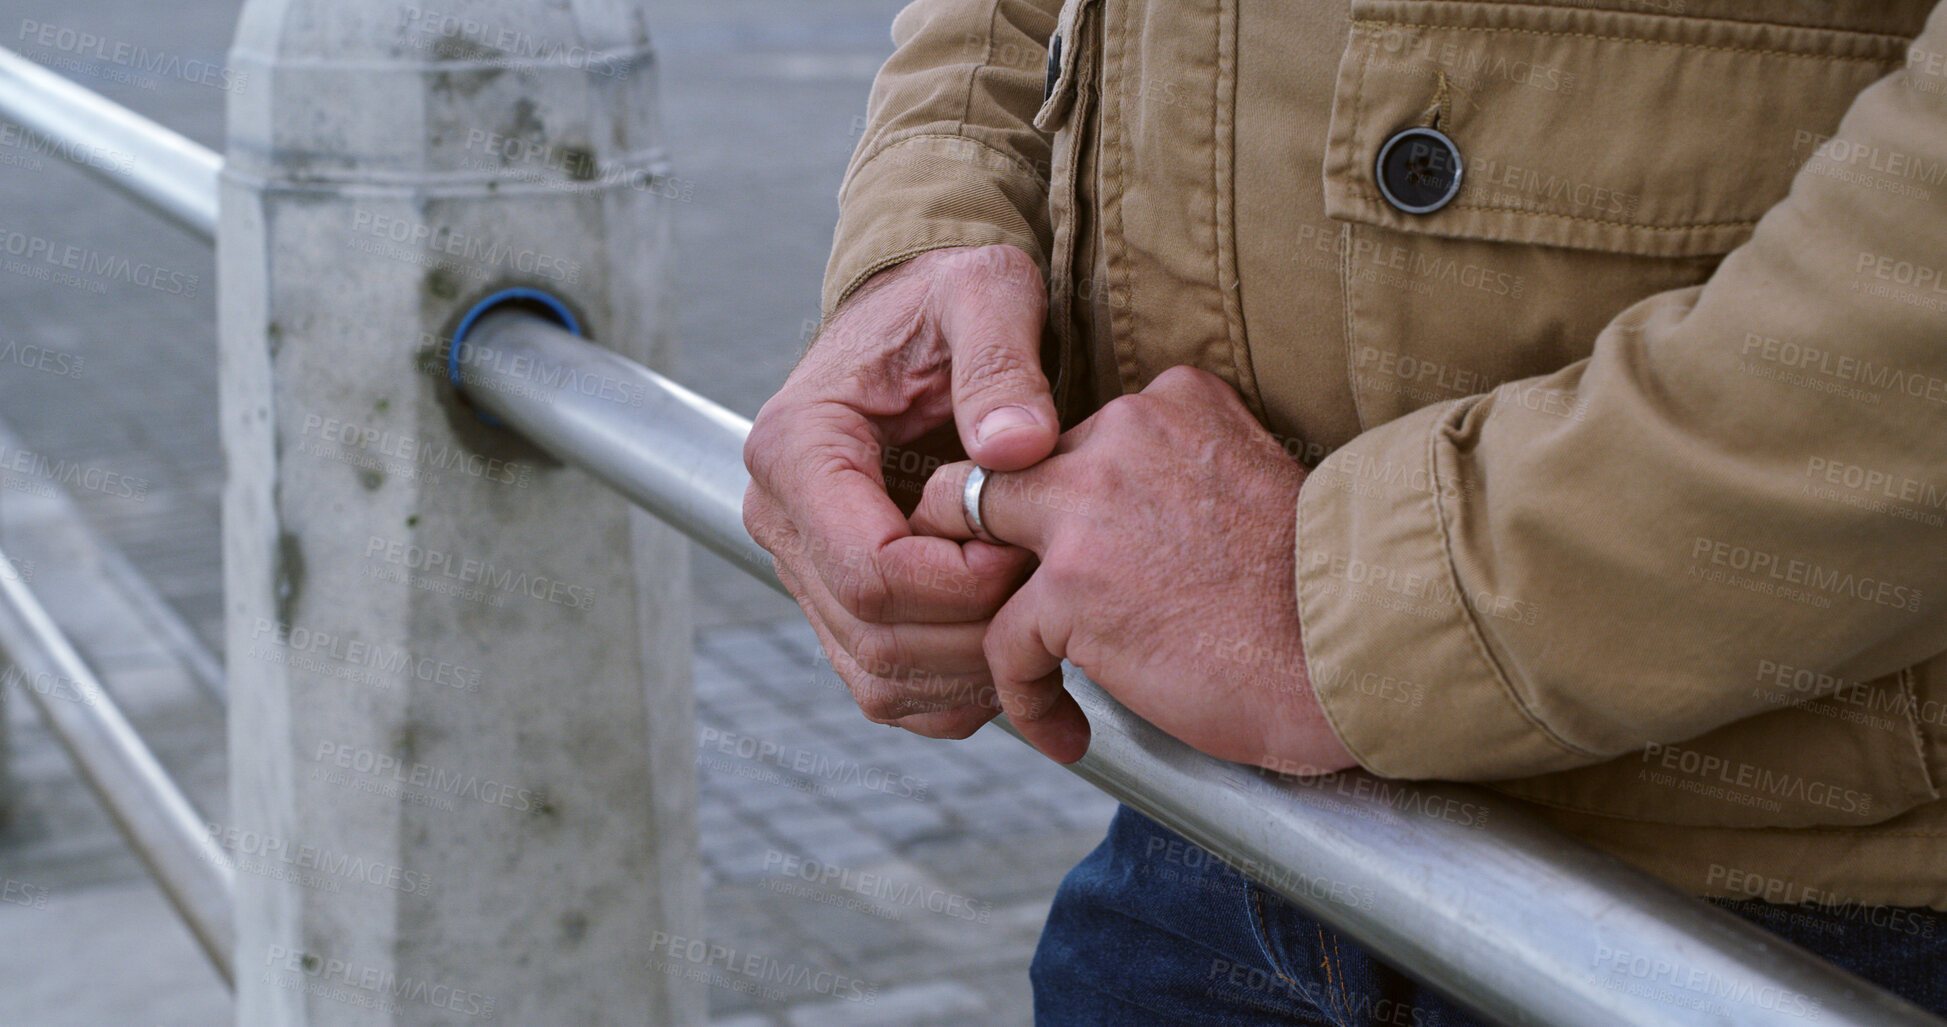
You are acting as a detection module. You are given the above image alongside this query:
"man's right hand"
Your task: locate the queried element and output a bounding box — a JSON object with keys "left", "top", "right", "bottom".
{"left": 743, "top": 244, "right": 1059, "bottom": 739}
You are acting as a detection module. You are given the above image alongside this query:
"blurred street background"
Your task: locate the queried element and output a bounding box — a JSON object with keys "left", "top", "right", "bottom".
{"left": 0, "top": 1, "right": 1117, "bottom": 1022}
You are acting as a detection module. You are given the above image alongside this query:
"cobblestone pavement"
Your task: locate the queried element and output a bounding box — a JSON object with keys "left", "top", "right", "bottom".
{"left": 0, "top": 0, "right": 1123, "bottom": 1022}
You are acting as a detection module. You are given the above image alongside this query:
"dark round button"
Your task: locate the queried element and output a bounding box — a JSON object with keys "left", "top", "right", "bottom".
{"left": 1375, "top": 126, "right": 1462, "bottom": 215}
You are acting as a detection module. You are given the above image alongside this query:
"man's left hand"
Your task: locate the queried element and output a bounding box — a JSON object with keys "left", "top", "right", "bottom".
{"left": 910, "top": 366, "right": 1357, "bottom": 772}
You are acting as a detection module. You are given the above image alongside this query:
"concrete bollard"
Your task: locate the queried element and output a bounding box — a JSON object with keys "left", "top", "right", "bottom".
{"left": 218, "top": 2, "right": 701, "bottom": 1023}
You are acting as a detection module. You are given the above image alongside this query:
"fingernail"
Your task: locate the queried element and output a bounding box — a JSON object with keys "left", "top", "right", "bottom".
{"left": 975, "top": 405, "right": 1038, "bottom": 445}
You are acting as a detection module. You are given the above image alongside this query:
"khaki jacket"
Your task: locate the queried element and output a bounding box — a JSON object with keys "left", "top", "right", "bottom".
{"left": 826, "top": 0, "right": 1947, "bottom": 909}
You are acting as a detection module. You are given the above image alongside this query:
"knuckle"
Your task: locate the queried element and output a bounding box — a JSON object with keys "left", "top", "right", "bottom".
{"left": 1095, "top": 393, "right": 1146, "bottom": 428}
{"left": 1151, "top": 364, "right": 1209, "bottom": 391}
{"left": 980, "top": 631, "right": 1020, "bottom": 675}
{"left": 955, "top": 337, "right": 1041, "bottom": 396}
{"left": 741, "top": 402, "right": 797, "bottom": 484}
{"left": 1090, "top": 393, "right": 1171, "bottom": 449}
{"left": 833, "top": 559, "right": 894, "bottom": 622}
{"left": 851, "top": 627, "right": 902, "bottom": 677}
{"left": 1036, "top": 540, "right": 1096, "bottom": 594}
{"left": 741, "top": 484, "right": 779, "bottom": 546}
{"left": 966, "top": 685, "right": 1003, "bottom": 713}
{"left": 741, "top": 417, "right": 772, "bottom": 478}
{"left": 852, "top": 679, "right": 918, "bottom": 723}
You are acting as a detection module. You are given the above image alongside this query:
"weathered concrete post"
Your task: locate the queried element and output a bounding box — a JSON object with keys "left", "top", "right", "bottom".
{"left": 219, "top": 2, "right": 701, "bottom": 1023}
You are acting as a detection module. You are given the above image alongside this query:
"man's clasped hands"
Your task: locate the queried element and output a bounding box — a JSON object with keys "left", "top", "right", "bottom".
{"left": 743, "top": 244, "right": 1355, "bottom": 774}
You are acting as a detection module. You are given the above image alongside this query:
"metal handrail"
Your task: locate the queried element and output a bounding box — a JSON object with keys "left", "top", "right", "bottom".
{"left": 0, "top": 47, "right": 220, "bottom": 239}
{"left": 0, "top": 45, "right": 233, "bottom": 986}
{"left": 0, "top": 544, "right": 235, "bottom": 985}
{"left": 3, "top": 38, "right": 1945, "bottom": 1027}
{"left": 458, "top": 308, "right": 1947, "bottom": 1027}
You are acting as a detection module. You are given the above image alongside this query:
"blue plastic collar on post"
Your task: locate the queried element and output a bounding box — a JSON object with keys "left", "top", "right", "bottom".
{"left": 447, "top": 287, "right": 582, "bottom": 425}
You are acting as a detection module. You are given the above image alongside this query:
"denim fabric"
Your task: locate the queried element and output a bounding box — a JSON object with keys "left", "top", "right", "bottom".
{"left": 1031, "top": 806, "right": 1947, "bottom": 1025}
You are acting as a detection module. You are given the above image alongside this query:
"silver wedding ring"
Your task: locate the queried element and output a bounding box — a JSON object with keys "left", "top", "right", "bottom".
{"left": 962, "top": 465, "right": 1002, "bottom": 545}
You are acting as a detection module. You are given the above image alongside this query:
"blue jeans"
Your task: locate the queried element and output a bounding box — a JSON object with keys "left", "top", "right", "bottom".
{"left": 1031, "top": 806, "right": 1947, "bottom": 1025}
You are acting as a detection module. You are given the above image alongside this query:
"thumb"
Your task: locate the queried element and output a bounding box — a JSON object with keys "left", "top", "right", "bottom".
{"left": 933, "top": 246, "right": 1059, "bottom": 472}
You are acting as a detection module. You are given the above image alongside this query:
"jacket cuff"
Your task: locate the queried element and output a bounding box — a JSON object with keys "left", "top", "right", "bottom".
{"left": 1295, "top": 400, "right": 1595, "bottom": 780}
{"left": 821, "top": 133, "right": 1051, "bottom": 316}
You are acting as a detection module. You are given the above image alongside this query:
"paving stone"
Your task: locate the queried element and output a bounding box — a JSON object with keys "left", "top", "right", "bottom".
{"left": 846, "top": 794, "right": 949, "bottom": 849}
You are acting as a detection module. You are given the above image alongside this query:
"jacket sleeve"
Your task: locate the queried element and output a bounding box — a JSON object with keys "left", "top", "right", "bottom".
{"left": 820, "top": 0, "right": 1061, "bottom": 316}
{"left": 1297, "top": 4, "right": 1947, "bottom": 780}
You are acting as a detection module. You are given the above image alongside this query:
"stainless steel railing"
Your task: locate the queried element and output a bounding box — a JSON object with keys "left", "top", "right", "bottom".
{"left": 3, "top": 37, "right": 1944, "bottom": 1027}
{"left": 0, "top": 47, "right": 219, "bottom": 239}
{"left": 0, "top": 45, "right": 234, "bottom": 986}
{"left": 456, "top": 308, "right": 1947, "bottom": 1027}
{"left": 0, "top": 544, "right": 235, "bottom": 985}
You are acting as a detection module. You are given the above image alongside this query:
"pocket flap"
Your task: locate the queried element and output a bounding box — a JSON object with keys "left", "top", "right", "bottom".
{"left": 1325, "top": 1, "right": 1911, "bottom": 257}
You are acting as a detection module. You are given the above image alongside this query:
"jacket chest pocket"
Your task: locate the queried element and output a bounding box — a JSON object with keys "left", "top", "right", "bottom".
{"left": 1330, "top": 1, "right": 1939, "bottom": 828}
{"left": 1325, "top": 0, "right": 1907, "bottom": 429}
